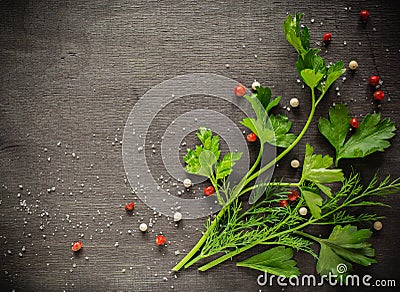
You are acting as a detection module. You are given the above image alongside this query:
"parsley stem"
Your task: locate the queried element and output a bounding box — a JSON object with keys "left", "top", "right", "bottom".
{"left": 240, "top": 88, "right": 319, "bottom": 194}
{"left": 293, "top": 230, "right": 321, "bottom": 242}
{"left": 240, "top": 181, "right": 299, "bottom": 195}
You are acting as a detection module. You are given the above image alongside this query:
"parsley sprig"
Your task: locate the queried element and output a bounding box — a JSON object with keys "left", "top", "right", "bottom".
{"left": 171, "top": 13, "right": 398, "bottom": 278}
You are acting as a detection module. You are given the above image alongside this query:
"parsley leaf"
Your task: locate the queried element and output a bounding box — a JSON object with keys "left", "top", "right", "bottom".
{"left": 237, "top": 246, "right": 300, "bottom": 277}
{"left": 284, "top": 13, "right": 345, "bottom": 94}
{"left": 302, "top": 144, "right": 344, "bottom": 187}
{"left": 283, "top": 13, "right": 308, "bottom": 56}
{"left": 215, "top": 152, "right": 243, "bottom": 181}
{"left": 184, "top": 127, "right": 220, "bottom": 177}
{"left": 300, "top": 144, "right": 344, "bottom": 218}
{"left": 322, "top": 61, "right": 346, "bottom": 93}
{"left": 268, "top": 114, "right": 296, "bottom": 148}
{"left": 318, "top": 104, "right": 349, "bottom": 153}
{"left": 254, "top": 85, "right": 272, "bottom": 109}
{"left": 302, "top": 144, "right": 345, "bottom": 185}
{"left": 318, "top": 104, "right": 396, "bottom": 166}
{"left": 301, "top": 69, "right": 324, "bottom": 89}
{"left": 302, "top": 190, "right": 323, "bottom": 219}
{"left": 240, "top": 94, "right": 296, "bottom": 148}
{"left": 253, "top": 85, "right": 282, "bottom": 113}
{"left": 313, "top": 225, "right": 376, "bottom": 276}
{"left": 184, "top": 127, "right": 242, "bottom": 184}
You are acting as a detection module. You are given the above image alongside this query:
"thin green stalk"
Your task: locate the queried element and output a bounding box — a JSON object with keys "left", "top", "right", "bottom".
{"left": 184, "top": 254, "right": 204, "bottom": 269}
{"left": 172, "top": 203, "right": 228, "bottom": 271}
{"left": 240, "top": 181, "right": 299, "bottom": 195}
{"left": 210, "top": 175, "right": 224, "bottom": 205}
{"left": 239, "top": 88, "right": 320, "bottom": 196}
{"left": 294, "top": 230, "right": 320, "bottom": 242}
{"left": 198, "top": 242, "right": 258, "bottom": 271}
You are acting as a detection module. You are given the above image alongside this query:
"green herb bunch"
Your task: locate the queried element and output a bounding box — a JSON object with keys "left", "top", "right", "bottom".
{"left": 172, "top": 13, "right": 399, "bottom": 278}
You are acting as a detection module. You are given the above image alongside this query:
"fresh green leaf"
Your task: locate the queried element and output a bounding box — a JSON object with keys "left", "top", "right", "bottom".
{"left": 237, "top": 246, "right": 300, "bottom": 277}
{"left": 315, "top": 183, "right": 332, "bottom": 198}
{"left": 318, "top": 104, "right": 396, "bottom": 165}
{"left": 267, "top": 114, "right": 297, "bottom": 148}
{"left": 296, "top": 48, "right": 326, "bottom": 78}
{"left": 283, "top": 13, "right": 308, "bottom": 56}
{"left": 300, "top": 144, "right": 344, "bottom": 218}
{"left": 196, "top": 127, "right": 220, "bottom": 160}
{"left": 254, "top": 85, "right": 281, "bottom": 113}
{"left": 317, "top": 242, "right": 352, "bottom": 276}
{"left": 301, "top": 69, "right": 323, "bottom": 89}
{"left": 302, "top": 189, "right": 323, "bottom": 219}
{"left": 314, "top": 225, "right": 377, "bottom": 276}
{"left": 184, "top": 127, "right": 243, "bottom": 182}
{"left": 302, "top": 144, "right": 344, "bottom": 184}
{"left": 323, "top": 61, "right": 345, "bottom": 93}
{"left": 318, "top": 104, "right": 349, "bottom": 153}
{"left": 240, "top": 117, "right": 258, "bottom": 136}
{"left": 300, "top": 25, "right": 310, "bottom": 51}
{"left": 240, "top": 95, "right": 296, "bottom": 148}
{"left": 215, "top": 152, "right": 243, "bottom": 180}
{"left": 242, "top": 94, "right": 268, "bottom": 129}
{"left": 266, "top": 96, "right": 281, "bottom": 113}
{"left": 198, "top": 150, "right": 218, "bottom": 177}
{"left": 183, "top": 128, "right": 220, "bottom": 177}
{"left": 254, "top": 86, "right": 272, "bottom": 109}
{"left": 338, "top": 114, "right": 396, "bottom": 163}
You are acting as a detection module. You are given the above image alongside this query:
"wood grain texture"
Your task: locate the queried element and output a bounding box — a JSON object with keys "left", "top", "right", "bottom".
{"left": 1, "top": 0, "right": 400, "bottom": 291}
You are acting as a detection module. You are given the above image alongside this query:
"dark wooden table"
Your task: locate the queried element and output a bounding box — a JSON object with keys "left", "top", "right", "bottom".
{"left": 1, "top": 0, "right": 400, "bottom": 291}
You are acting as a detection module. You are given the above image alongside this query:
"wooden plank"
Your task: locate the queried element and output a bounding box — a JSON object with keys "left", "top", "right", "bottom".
{"left": 1, "top": 0, "right": 399, "bottom": 290}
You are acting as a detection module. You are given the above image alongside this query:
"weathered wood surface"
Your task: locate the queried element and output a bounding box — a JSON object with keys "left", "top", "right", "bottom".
{"left": 1, "top": 0, "right": 400, "bottom": 291}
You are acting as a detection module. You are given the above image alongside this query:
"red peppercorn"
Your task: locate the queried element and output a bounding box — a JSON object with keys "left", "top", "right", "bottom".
{"left": 287, "top": 190, "right": 299, "bottom": 202}
{"left": 369, "top": 75, "right": 380, "bottom": 87}
{"left": 246, "top": 133, "right": 257, "bottom": 143}
{"left": 234, "top": 84, "right": 246, "bottom": 97}
{"left": 279, "top": 200, "right": 288, "bottom": 208}
{"left": 360, "top": 10, "right": 370, "bottom": 21}
{"left": 72, "top": 241, "right": 82, "bottom": 252}
{"left": 322, "top": 32, "right": 332, "bottom": 43}
{"left": 350, "top": 117, "right": 359, "bottom": 129}
{"left": 156, "top": 235, "right": 166, "bottom": 246}
{"left": 125, "top": 202, "right": 135, "bottom": 211}
{"left": 373, "top": 90, "right": 385, "bottom": 101}
{"left": 204, "top": 186, "right": 215, "bottom": 196}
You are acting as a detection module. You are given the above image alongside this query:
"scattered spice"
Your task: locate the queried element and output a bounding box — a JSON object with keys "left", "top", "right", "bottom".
{"left": 350, "top": 117, "right": 359, "bottom": 128}
{"left": 369, "top": 75, "right": 380, "bottom": 86}
{"left": 279, "top": 200, "right": 288, "bottom": 208}
{"left": 125, "top": 202, "right": 135, "bottom": 212}
{"left": 204, "top": 186, "right": 215, "bottom": 196}
{"left": 234, "top": 84, "right": 246, "bottom": 97}
{"left": 322, "top": 32, "right": 332, "bottom": 43}
{"left": 71, "top": 241, "right": 82, "bottom": 252}
{"left": 246, "top": 133, "right": 257, "bottom": 143}
{"left": 156, "top": 235, "right": 167, "bottom": 246}
{"left": 290, "top": 159, "right": 300, "bottom": 169}
{"left": 373, "top": 90, "right": 385, "bottom": 101}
